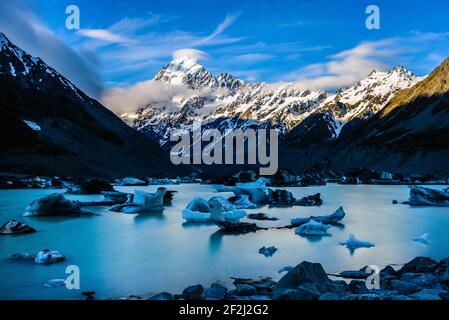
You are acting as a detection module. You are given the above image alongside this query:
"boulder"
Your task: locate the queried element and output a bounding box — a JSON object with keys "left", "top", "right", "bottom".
{"left": 236, "top": 284, "right": 257, "bottom": 296}
{"left": 203, "top": 283, "right": 227, "bottom": 300}
{"left": 347, "top": 280, "right": 369, "bottom": 294}
{"left": 247, "top": 213, "right": 278, "bottom": 221}
{"left": 295, "top": 193, "right": 323, "bottom": 206}
{"left": 398, "top": 257, "right": 439, "bottom": 275}
{"left": 24, "top": 193, "right": 91, "bottom": 217}
{"left": 182, "top": 284, "right": 204, "bottom": 300}
{"left": 273, "top": 261, "right": 344, "bottom": 295}
{"left": 0, "top": 219, "right": 36, "bottom": 234}
{"left": 66, "top": 179, "right": 114, "bottom": 195}
{"left": 388, "top": 279, "right": 419, "bottom": 295}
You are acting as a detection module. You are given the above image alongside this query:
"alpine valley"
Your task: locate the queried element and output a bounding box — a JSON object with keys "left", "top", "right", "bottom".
{"left": 120, "top": 54, "right": 449, "bottom": 176}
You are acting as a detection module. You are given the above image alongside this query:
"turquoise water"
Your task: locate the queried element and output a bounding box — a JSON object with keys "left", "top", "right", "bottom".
{"left": 0, "top": 184, "right": 448, "bottom": 300}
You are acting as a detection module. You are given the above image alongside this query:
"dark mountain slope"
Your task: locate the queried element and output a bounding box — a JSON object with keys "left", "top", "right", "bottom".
{"left": 0, "top": 32, "right": 180, "bottom": 178}
{"left": 281, "top": 57, "right": 449, "bottom": 176}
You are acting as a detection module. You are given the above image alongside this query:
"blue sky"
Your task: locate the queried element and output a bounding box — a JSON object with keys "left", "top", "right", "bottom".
{"left": 1, "top": 0, "right": 449, "bottom": 98}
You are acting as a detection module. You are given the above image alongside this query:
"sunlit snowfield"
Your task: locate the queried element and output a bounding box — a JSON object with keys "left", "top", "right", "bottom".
{"left": 0, "top": 184, "right": 448, "bottom": 300}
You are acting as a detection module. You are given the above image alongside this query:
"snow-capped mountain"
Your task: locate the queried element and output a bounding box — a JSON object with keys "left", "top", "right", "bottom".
{"left": 122, "top": 57, "right": 329, "bottom": 147}
{"left": 284, "top": 66, "right": 422, "bottom": 145}
{"left": 0, "top": 32, "right": 87, "bottom": 101}
{"left": 153, "top": 56, "right": 244, "bottom": 91}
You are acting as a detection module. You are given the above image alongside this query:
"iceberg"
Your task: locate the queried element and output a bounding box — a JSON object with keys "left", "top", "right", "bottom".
{"left": 110, "top": 188, "right": 167, "bottom": 213}
{"left": 182, "top": 197, "right": 212, "bottom": 222}
{"left": 291, "top": 207, "right": 346, "bottom": 226}
{"left": 208, "top": 197, "right": 246, "bottom": 223}
{"left": 405, "top": 186, "right": 449, "bottom": 206}
{"left": 228, "top": 195, "right": 257, "bottom": 209}
{"left": 412, "top": 233, "right": 430, "bottom": 245}
{"left": 182, "top": 196, "right": 247, "bottom": 223}
{"left": 340, "top": 234, "right": 375, "bottom": 250}
{"left": 295, "top": 220, "right": 332, "bottom": 237}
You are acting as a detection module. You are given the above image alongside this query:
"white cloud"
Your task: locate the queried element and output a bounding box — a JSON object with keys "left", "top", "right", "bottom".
{"left": 172, "top": 48, "right": 210, "bottom": 61}
{"left": 194, "top": 13, "right": 242, "bottom": 46}
{"left": 77, "top": 29, "right": 131, "bottom": 44}
{"left": 283, "top": 39, "right": 399, "bottom": 90}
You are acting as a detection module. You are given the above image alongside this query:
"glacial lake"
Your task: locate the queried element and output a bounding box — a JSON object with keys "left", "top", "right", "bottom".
{"left": 1, "top": 183, "right": 449, "bottom": 300}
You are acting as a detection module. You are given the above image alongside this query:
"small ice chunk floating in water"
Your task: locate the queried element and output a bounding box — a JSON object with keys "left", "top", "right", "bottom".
{"left": 340, "top": 234, "right": 375, "bottom": 250}
{"left": 295, "top": 220, "right": 332, "bottom": 237}
{"left": 110, "top": 188, "right": 167, "bottom": 213}
{"left": 412, "top": 233, "right": 430, "bottom": 245}
{"left": 24, "top": 193, "right": 93, "bottom": 217}
{"left": 182, "top": 196, "right": 247, "bottom": 223}
{"left": 404, "top": 186, "right": 449, "bottom": 206}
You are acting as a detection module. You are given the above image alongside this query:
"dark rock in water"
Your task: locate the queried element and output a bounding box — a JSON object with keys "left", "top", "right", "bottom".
{"left": 203, "top": 283, "right": 227, "bottom": 300}
{"left": 269, "top": 189, "right": 296, "bottom": 206}
{"left": 24, "top": 193, "right": 92, "bottom": 217}
{"left": 182, "top": 284, "right": 204, "bottom": 300}
{"left": 258, "top": 246, "right": 277, "bottom": 257}
{"left": 0, "top": 219, "right": 36, "bottom": 234}
{"left": 388, "top": 280, "right": 420, "bottom": 295}
{"left": 236, "top": 284, "right": 257, "bottom": 296}
{"left": 163, "top": 191, "right": 177, "bottom": 204}
{"left": 214, "top": 221, "right": 264, "bottom": 233}
{"left": 66, "top": 179, "right": 114, "bottom": 195}
{"left": 148, "top": 292, "right": 173, "bottom": 300}
{"left": 404, "top": 186, "right": 449, "bottom": 206}
{"left": 398, "top": 257, "right": 439, "bottom": 275}
{"left": 247, "top": 213, "right": 278, "bottom": 221}
{"left": 295, "top": 193, "right": 323, "bottom": 206}
{"left": 392, "top": 200, "right": 399, "bottom": 204}
{"left": 291, "top": 207, "right": 346, "bottom": 227}
{"left": 273, "top": 261, "right": 346, "bottom": 299}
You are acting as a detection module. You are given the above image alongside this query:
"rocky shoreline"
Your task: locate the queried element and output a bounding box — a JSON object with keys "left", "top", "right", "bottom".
{"left": 115, "top": 257, "right": 449, "bottom": 301}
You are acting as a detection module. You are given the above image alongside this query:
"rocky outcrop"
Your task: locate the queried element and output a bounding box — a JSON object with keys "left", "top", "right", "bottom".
{"left": 0, "top": 219, "right": 36, "bottom": 235}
